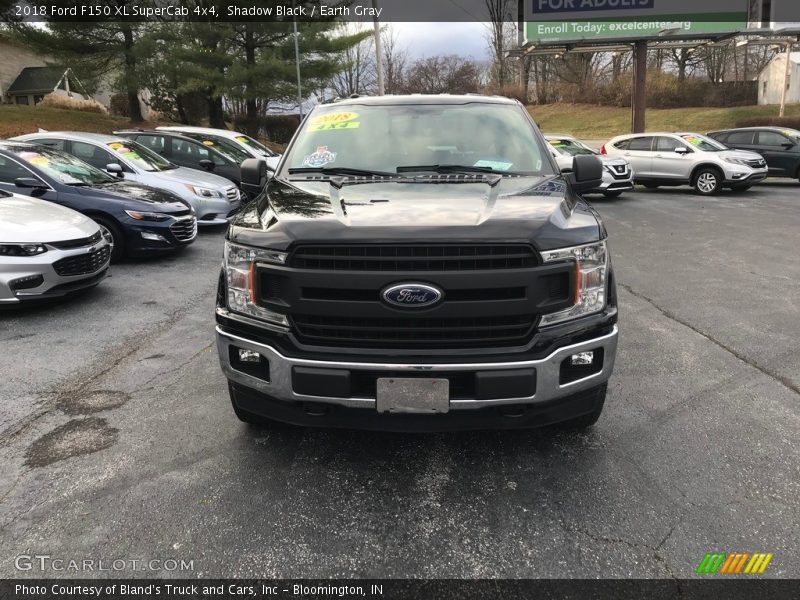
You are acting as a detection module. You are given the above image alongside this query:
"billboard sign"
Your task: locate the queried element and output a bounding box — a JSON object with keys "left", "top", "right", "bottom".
{"left": 524, "top": 0, "right": 750, "bottom": 45}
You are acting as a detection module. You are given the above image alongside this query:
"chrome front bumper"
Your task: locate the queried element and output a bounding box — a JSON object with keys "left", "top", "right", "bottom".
{"left": 216, "top": 325, "right": 618, "bottom": 411}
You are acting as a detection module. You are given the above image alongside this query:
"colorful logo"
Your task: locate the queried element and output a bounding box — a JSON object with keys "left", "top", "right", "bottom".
{"left": 696, "top": 552, "right": 773, "bottom": 574}
{"left": 302, "top": 145, "right": 337, "bottom": 168}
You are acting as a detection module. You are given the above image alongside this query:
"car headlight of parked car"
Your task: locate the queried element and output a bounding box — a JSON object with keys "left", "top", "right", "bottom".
{"left": 124, "top": 210, "right": 172, "bottom": 222}
{"left": 539, "top": 240, "right": 608, "bottom": 326}
{"left": 185, "top": 184, "right": 222, "bottom": 198}
{"left": 723, "top": 157, "right": 752, "bottom": 167}
{"left": 0, "top": 243, "right": 47, "bottom": 257}
{"left": 224, "top": 241, "right": 289, "bottom": 326}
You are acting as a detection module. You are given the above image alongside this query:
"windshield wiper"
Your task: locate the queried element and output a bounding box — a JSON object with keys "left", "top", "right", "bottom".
{"left": 288, "top": 166, "right": 397, "bottom": 177}
{"left": 66, "top": 182, "right": 92, "bottom": 187}
{"left": 395, "top": 164, "right": 521, "bottom": 175}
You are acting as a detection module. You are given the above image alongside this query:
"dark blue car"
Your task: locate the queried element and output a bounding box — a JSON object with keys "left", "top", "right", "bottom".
{"left": 0, "top": 141, "right": 197, "bottom": 261}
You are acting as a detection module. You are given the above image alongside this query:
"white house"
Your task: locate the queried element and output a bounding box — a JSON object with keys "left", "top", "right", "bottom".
{"left": 758, "top": 51, "right": 800, "bottom": 105}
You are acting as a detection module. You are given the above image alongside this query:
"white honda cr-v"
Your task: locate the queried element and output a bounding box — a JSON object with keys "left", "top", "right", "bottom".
{"left": 602, "top": 132, "right": 767, "bottom": 195}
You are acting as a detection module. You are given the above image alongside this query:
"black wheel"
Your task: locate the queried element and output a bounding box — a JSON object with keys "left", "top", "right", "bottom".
{"left": 557, "top": 383, "right": 607, "bottom": 430}
{"left": 692, "top": 168, "right": 722, "bottom": 196}
{"left": 91, "top": 216, "right": 125, "bottom": 262}
{"left": 603, "top": 190, "right": 623, "bottom": 198}
{"left": 228, "top": 383, "right": 287, "bottom": 427}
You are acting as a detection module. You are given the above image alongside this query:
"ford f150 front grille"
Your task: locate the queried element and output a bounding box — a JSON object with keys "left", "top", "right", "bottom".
{"left": 291, "top": 314, "right": 535, "bottom": 347}
{"left": 288, "top": 244, "right": 539, "bottom": 271}
{"left": 53, "top": 246, "right": 111, "bottom": 276}
{"left": 257, "top": 244, "right": 575, "bottom": 350}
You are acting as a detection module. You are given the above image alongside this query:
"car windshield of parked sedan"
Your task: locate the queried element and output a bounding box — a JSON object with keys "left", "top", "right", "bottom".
{"left": 107, "top": 139, "right": 173, "bottom": 172}
{"left": 283, "top": 103, "right": 551, "bottom": 176}
{"left": 548, "top": 138, "right": 597, "bottom": 157}
{"left": 234, "top": 134, "right": 278, "bottom": 157}
{"left": 183, "top": 134, "right": 250, "bottom": 164}
{"left": 11, "top": 147, "right": 115, "bottom": 186}
{"left": 680, "top": 134, "right": 727, "bottom": 152}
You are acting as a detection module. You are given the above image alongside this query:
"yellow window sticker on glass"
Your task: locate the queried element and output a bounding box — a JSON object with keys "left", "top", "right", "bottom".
{"left": 202, "top": 140, "right": 215, "bottom": 146}
{"left": 30, "top": 156, "right": 49, "bottom": 166}
{"left": 109, "top": 142, "right": 124, "bottom": 150}
{"left": 308, "top": 121, "right": 360, "bottom": 132}
{"left": 310, "top": 112, "right": 358, "bottom": 126}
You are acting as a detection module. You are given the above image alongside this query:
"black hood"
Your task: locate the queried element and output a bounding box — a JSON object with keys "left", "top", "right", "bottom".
{"left": 228, "top": 175, "right": 602, "bottom": 252}
{"left": 77, "top": 180, "right": 190, "bottom": 213}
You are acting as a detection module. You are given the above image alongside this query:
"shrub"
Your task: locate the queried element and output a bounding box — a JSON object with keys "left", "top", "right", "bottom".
{"left": 735, "top": 116, "right": 800, "bottom": 129}
{"left": 482, "top": 83, "right": 529, "bottom": 103}
{"left": 232, "top": 114, "right": 300, "bottom": 144}
{"left": 39, "top": 92, "right": 107, "bottom": 114}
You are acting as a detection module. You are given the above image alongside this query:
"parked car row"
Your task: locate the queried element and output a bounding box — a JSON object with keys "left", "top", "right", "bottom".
{"left": 546, "top": 126, "right": 800, "bottom": 197}
{"left": 0, "top": 126, "right": 282, "bottom": 304}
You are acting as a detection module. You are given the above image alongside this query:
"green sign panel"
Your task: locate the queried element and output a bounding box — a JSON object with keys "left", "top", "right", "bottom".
{"left": 523, "top": 0, "right": 749, "bottom": 45}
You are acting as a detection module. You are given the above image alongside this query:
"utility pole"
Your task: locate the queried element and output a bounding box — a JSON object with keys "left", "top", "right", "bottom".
{"left": 372, "top": 0, "right": 385, "bottom": 95}
{"left": 292, "top": 10, "right": 303, "bottom": 118}
{"left": 631, "top": 40, "right": 647, "bottom": 133}
{"left": 780, "top": 41, "right": 792, "bottom": 118}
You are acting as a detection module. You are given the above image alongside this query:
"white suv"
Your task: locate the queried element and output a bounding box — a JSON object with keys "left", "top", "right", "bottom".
{"left": 602, "top": 132, "right": 767, "bottom": 195}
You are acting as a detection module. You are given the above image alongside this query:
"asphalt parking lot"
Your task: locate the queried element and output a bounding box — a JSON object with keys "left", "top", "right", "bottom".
{"left": 1, "top": 182, "right": 798, "bottom": 579}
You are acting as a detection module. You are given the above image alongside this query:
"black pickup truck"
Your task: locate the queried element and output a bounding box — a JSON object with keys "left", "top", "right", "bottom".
{"left": 215, "top": 95, "right": 618, "bottom": 431}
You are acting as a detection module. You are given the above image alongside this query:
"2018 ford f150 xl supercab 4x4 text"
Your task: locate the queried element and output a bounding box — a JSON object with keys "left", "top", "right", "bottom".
{"left": 215, "top": 95, "right": 618, "bottom": 431}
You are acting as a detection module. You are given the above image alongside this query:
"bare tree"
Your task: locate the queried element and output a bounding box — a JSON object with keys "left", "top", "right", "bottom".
{"left": 329, "top": 23, "right": 377, "bottom": 97}
{"left": 404, "top": 55, "right": 481, "bottom": 95}
{"left": 667, "top": 48, "right": 703, "bottom": 81}
{"left": 484, "top": 0, "right": 516, "bottom": 86}
{"left": 381, "top": 26, "right": 407, "bottom": 95}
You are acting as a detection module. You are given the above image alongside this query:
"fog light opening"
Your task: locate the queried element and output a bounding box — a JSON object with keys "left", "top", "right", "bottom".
{"left": 229, "top": 345, "right": 270, "bottom": 381}
{"left": 560, "top": 348, "right": 604, "bottom": 385}
{"left": 238, "top": 348, "right": 261, "bottom": 363}
{"left": 571, "top": 351, "right": 594, "bottom": 366}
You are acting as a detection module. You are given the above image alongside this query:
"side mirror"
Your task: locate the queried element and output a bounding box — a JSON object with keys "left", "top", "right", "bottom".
{"left": 568, "top": 155, "right": 603, "bottom": 193}
{"left": 199, "top": 159, "right": 215, "bottom": 171}
{"left": 240, "top": 158, "right": 269, "bottom": 198}
{"left": 14, "top": 177, "right": 48, "bottom": 189}
{"left": 105, "top": 163, "right": 124, "bottom": 177}
{"left": 675, "top": 147, "right": 690, "bottom": 155}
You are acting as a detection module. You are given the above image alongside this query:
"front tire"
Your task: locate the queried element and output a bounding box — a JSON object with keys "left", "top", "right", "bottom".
{"left": 693, "top": 168, "right": 722, "bottom": 196}
{"left": 92, "top": 216, "right": 125, "bottom": 262}
{"left": 557, "top": 383, "right": 607, "bottom": 430}
{"left": 228, "top": 383, "right": 288, "bottom": 428}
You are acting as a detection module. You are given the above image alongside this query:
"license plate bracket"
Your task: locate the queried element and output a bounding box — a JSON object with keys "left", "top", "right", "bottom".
{"left": 376, "top": 377, "right": 450, "bottom": 414}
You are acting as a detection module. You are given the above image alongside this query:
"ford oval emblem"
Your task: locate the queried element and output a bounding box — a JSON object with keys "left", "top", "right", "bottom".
{"left": 382, "top": 283, "right": 443, "bottom": 309}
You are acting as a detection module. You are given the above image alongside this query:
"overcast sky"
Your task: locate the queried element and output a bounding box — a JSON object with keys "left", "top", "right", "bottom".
{"left": 387, "top": 22, "right": 491, "bottom": 61}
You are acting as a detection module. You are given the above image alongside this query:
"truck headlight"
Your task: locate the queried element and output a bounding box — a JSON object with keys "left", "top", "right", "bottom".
{"left": 539, "top": 240, "right": 608, "bottom": 326}
{"left": 224, "top": 241, "right": 288, "bottom": 326}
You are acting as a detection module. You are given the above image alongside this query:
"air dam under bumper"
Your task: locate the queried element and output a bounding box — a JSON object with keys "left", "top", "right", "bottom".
{"left": 217, "top": 325, "right": 618, "bottom": 429}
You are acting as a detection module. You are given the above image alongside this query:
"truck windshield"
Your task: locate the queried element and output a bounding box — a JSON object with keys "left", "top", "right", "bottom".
{"left": 282, "top": 102, "right": 552, "bottom": 176}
